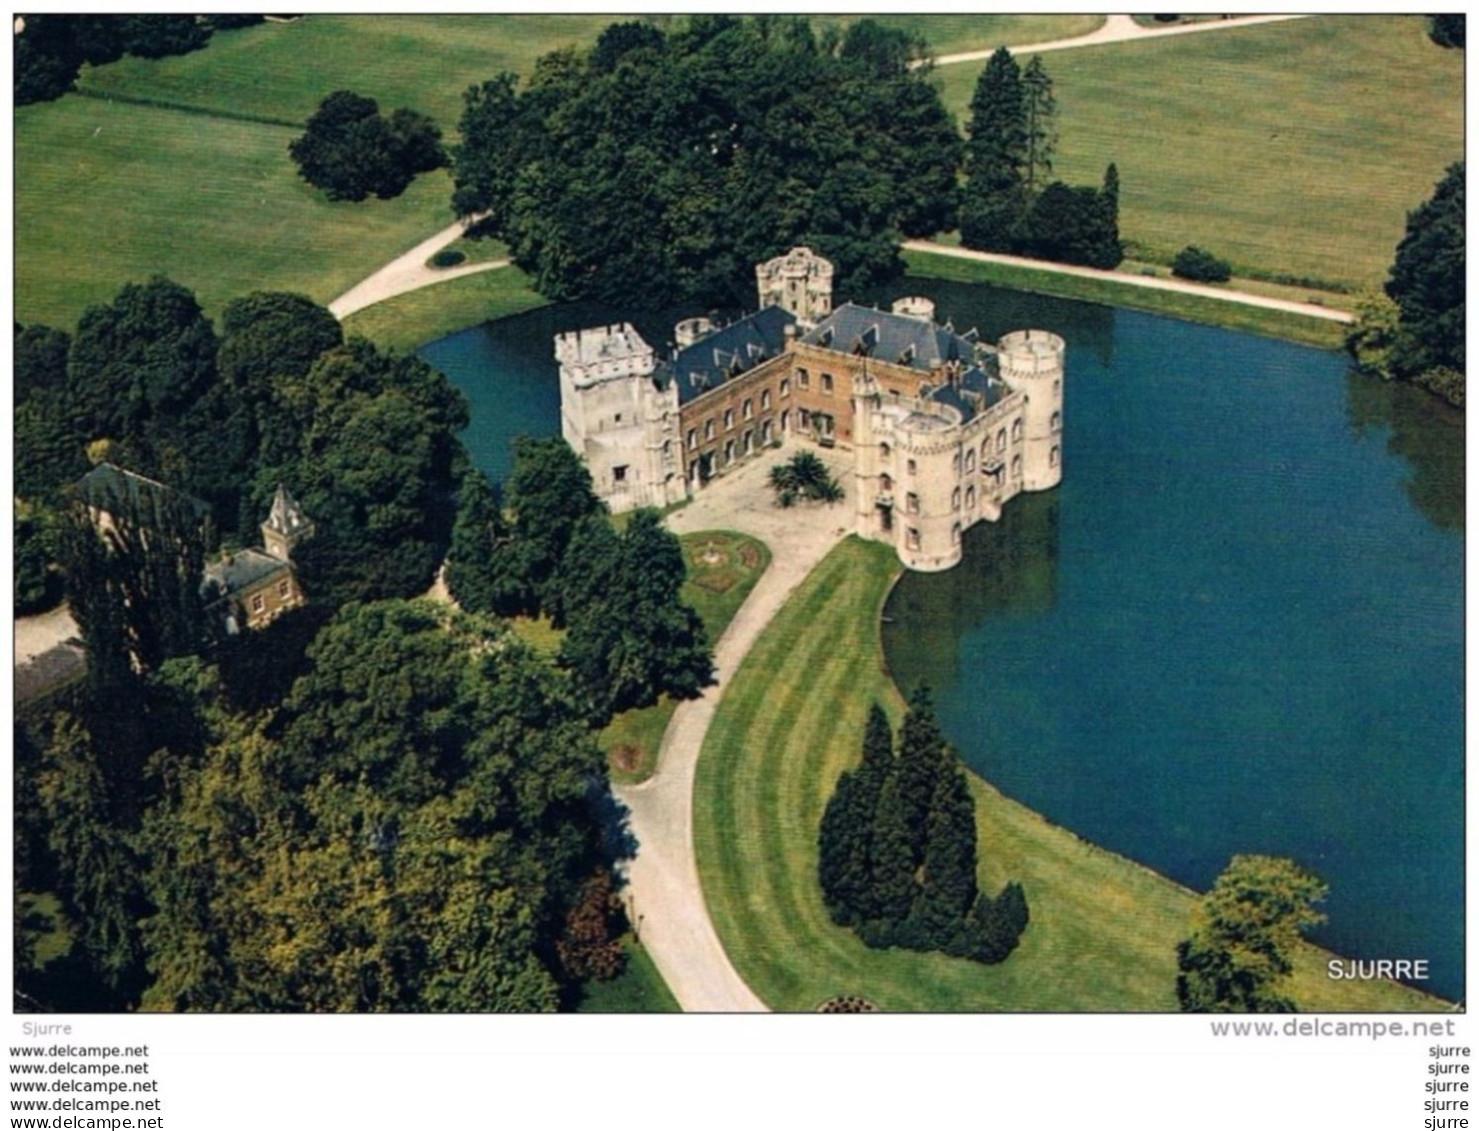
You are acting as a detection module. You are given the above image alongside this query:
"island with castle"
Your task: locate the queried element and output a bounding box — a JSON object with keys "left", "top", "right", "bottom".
{"left": 557, "top": 247, "right": 1065, "bottom": 572}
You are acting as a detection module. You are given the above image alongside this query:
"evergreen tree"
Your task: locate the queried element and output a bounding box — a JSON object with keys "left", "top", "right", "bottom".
{"left": 894, "top": 685, "right": 950, "bottom": 862}
{"left": 959, "top": 47, "right": 1028, "bottom": 252}
{"left": 1021, "top": 55, "right": 1056, "bottom": 197}
{"left": 444, "top": 468, "right": 516, "bottom": 616}
{"left": 911, "top": 766, "right": 979, "bottom": 941}
{"left": 868, "top": 774, "right": 918, "bottom": 925}
{"left": 501, "top": 437, "right": 604, "bottom": 614}
{"left": 1385, "top": 162, "right": 1464, "bottom": 404}
{"left": 818, "top": 704, "right": 895, "bottom": 923}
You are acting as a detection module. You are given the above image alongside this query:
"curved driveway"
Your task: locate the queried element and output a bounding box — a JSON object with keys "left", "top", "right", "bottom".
{"left": 614, "top": 451, "right": 855, "bottom": 1012}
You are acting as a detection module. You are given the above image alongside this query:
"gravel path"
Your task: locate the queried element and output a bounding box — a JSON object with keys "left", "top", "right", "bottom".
{"left": 614, "top": 447, "right": 855, "bottom": 1012}
{"left": 903, "top": 241, "right": 1353, "bottom": 323}
{"left": 327, "top": 215, "right": 507, "bottom": 320}
{"left": 932, "top": 13, "right": 1312, "bottom": 66}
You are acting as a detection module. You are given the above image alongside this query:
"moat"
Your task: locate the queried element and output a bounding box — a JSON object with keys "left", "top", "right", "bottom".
{"left": 421, "top": 280, "right": 1465, "bottom": 1004}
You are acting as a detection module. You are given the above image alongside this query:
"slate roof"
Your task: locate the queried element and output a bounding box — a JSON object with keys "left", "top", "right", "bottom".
{"left": 74, "top": 463, "right": 211, "bottom": 521}
{"left": 201, "top": 549, "right": 289, "bottom": 602}
{"left": 802, "top": 302, "right": 986, "bottom": 373}
{"left": 917, "top": 363, "right": 1012, "bottom": 426}
{"left": 658, "top": 305, "right": 797, "bottom": 405}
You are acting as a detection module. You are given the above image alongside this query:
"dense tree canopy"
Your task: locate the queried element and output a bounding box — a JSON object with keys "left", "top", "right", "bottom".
{"left": 289, "top": 90, "right": 446, "bottom": 202}
{"left": 1385, "top": 162, "right": 1464, "bottom": 405}
{"left": 1177, "top": 855, "right": 1328, "bottom": 1013}
{"left": 452, "top": 16, "right": 960, "bottom": 307}
{"left": 960, "top": 50, "right": 1121, "bottom": 268}
{"left": 14, "top": 14, "right": 214, "bottom": 105}
{"left": 817, "top": 690, "right": 1029, "bottom": 964}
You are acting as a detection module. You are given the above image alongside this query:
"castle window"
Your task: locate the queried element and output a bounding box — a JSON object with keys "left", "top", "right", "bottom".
{"left": 687, "top": 429, "right": 697, "bottom": 450}
{"left": 880, "top": 472, "right": 893, "bottom": 491}
{"left": 724, "top": 440, "right": 735, "bottom": 465}
{"left": 614, "top": 412, "right": 623, "bottom": 424}
{"left": 1012, "top": 418, "right": 1023, "bottom": 442}
{"left": 251, "top": 594, "right": 265, "bottom": 614}
{"left": 799, "top": 409, "right": 811, "bottom": 430}
{"left": 951, "top": 487, "right": 961, "bottom": 510}
{"left": 906, "top": 527, "right": 921, "bottom": 551}
{"left": 965, "top": 449, "right": 976, "bottom": 473}
{"left": 880, "top": 442, "right": 891, "bottom": 459}
{"left": 906, "top": 492, "right": 920, "bottom": 515}
{"left": 997, "top": 428, "right": 1007, "bottom": 453}
{"left": 761, "top": 389, "right": 771, "bottom": 411}
{"left": 780, "top": 378, "right": 791, "bottom": 398}
{"left": 1050, "top": 411, "right": 1061, "bottom": 433}
{"left": 966, "top": 485, "right": 976, "bottom": 509}
{"left": 1012, "top": 455, "right": 1022, "bottom": 478}
{"left": 761, "top": 420, "right": 772, "bottom": 444}
{"left": 907, "top": 458, "right": 917, "bottom": 476}
{"left": 724, "top": 409, "right": 735, "bottom": 431}
{"left": 952, "top": 452, "right": 961, "bottom": 476}
{"left": 1050, "top": 445, "right": 1060, "bottom": 468}
{"left": 952, "top": 523, "right": 962, "bottom": 546}
{"left": 278, "top": 579, "right": 290, "bottom": 599}
{"left": 743, "top": 398, "right": 753, "bottom": 420}
{"left": 705, "top": 420, "right": 715, "bottom": 441}
{"left": 613, "top": 465, "right": 628, "bottom": 483}
{"left": 821, "top": 373, "right": 834, "bottom": 394}
{"left": 798, "top": 369, "right": 810, "bottom": 389}
{"left": 743, "top": 429, "right": 754, "bottom": 455}
{"left": 1053, "top": 380, "right": 1060, "bottom": 396}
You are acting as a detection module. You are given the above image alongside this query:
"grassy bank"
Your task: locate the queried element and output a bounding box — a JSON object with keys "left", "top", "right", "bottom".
{"left": 603, "top": 531, "right": 769, "bottom": 784}
{"left": 694, "top": 537, "right": 1444, "bottom": 1012}
{"left": 936, "top": 14, "right": 1462, "bottom": 291}
{"left": 902, "top": 249, "right": 1348, "bottom": 350}
{"left": 340, "top": 267, "right": 547, "bottom": 353}
{"left": 574, "top": 937, "right": 680, "bottom": 1013}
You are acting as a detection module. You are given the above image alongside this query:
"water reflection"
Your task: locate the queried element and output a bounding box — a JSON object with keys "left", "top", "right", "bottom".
{"left": 1345, "top": 368, "right": 1465, "bottom": 531}
{"left": 882, "top": 492, "right": 1060, "bottom": 697}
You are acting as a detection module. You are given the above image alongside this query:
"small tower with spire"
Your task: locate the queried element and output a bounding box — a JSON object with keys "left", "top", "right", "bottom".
{"left": 260, "top": 484, "right": 315, "bottom": 562}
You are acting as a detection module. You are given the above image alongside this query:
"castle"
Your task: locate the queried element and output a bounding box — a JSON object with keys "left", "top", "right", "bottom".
{"left": 558, "top": 247, "right": 1064, "bottom": 572}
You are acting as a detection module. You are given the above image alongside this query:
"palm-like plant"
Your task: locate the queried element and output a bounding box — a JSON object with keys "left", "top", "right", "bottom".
{"left": 769, "top": 451, "right": 844, "bottom": 507}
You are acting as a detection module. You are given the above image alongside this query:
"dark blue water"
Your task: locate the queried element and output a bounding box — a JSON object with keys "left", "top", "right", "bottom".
{"left": 420, "top": 282, "right": 1465, "bottom": 1003}
{"left": 880, "top": 286, "right": 1464, "bottom": 1004}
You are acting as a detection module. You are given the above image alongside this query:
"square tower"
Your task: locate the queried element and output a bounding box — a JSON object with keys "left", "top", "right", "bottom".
{"left": 756, "top": 246, "right": 834, "bottom": 329}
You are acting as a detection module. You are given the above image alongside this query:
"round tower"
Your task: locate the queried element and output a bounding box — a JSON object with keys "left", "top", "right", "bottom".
{"left": 997, "top": 329, "right": 1065, "bottom": 492}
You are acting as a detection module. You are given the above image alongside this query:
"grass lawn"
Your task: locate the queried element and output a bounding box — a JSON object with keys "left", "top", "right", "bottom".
{"left": 603, "top": 531, "right": 770, "bottom": 785}
{"left": 15, "top": 96, "right": 457, "bottom": 330}
{"left": 574, "top": 937, "right": 680, "bottom": 1013}
{"left": 902, "top": 249, "right": 1348, "bottom": 350}
{"left": 341, "top": 267, "right": 547, "bottom": 353}
{"left": 694, "top": 536, "right": 1445, "bottom": 1012}
{"left": 936, "top": 14, "right": 1463, "bottom": 290}
{"left": 74, "top": 16, "right": 625, "bottom": 132}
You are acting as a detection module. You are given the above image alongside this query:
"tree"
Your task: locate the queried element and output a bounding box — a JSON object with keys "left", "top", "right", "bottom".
{"left": 1429, "top": 15, "right": 1464, "bottom": 48}
{"left": 451, "top": 17, "right": 960, "bottom": 308}
{"left": 894, "top": 685, "right": 950, "bottom": 861}
{"left": 818, "top": 704, "right": 894, "bottom": 923}
{"left": 1021, "top": 55, "right": 1056, "bottom": 197}
{"left": 116, "top": 15, "right": 211, "bottom": 59}
{"left": 14, "top": 15, "right": 85, "bottom": 105}
{"left": 1172, "top": 245, "right": 1233, "bottom": 283}
{"left": 769, "top": 450, "right": 844, "bottom": 507}
{"left": 959, "top": 47, "right": 1028, "bottom": 252}
{"left": 499, "top": 437, "right": 605, "bottom": 613}
{"left": 1021, "top": 181, "right": 1123, "bottom": 269}
{"left": 67, "top": 276, "right": 219, "bottom": 447}
{"left": 289, "top": 90, "right": 445, "bottom": 202}
{"left": 911, "top": 766, "right": 979, "bottom": 940}
{"left": 558, "top": 509, "right": 714, "bottom": 720}
{"left": 1385, "top": 162, "right": 1464, "bottom": 404}
{"left": 444, "top": 468, "right": 519, "bottom": 616}
{"left": 1176, "top": 855, "right": 1328, "bottom": 1013}
{"left": 16, "top": 322, "right": 72, "bottom": 405}
{"left": 15, "top": 506, "right": 62, "bottom": 616}
{"left": 867, "top": 774, "right": 918, "bottom": 924}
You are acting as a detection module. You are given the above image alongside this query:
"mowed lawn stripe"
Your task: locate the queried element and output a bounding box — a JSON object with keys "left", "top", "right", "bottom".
{"left": 695, "top": 537, "right": 1447, "bottom": 1012}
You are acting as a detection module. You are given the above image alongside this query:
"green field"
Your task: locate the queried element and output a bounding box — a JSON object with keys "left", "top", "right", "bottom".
{"left": 937, "top": 14, "right": 1463, "bottom": 290}
{"left": 14, "top": 96, "right": 457, "bottom": 329}
{"left": 828, "top": 15, "right": 1101, "bottom": 57}
{"left": 694, "top": 537, "right": 1445, "bottom": 1012}
{"left": 903, "top": 249, "right": 1348, "bottom": 350}
{"left": 603, "top": 530, "right": 770, "bottom": 784}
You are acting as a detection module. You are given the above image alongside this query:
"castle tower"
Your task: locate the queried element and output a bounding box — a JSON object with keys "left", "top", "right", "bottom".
{"left": 755, "top": 246, "right": 833, "bottom": 328}
{"left": 997, "top": 330, "right": 1065, "bottom": 492}
{"left": 261, "top": 483, "right": 314, "bottom": 561}
{"left": 556, "top": 323, "right": 683, "bottom": 512}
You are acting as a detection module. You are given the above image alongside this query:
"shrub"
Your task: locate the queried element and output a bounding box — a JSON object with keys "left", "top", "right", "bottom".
{"left": 289, "top": 90, "right": 446, "bottom": 202}
{"left": 429, "top": 248, "right": 466, "bottom": 269}
{"left": 1171, "top": 245, "right": 1232, "bottom": 283}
